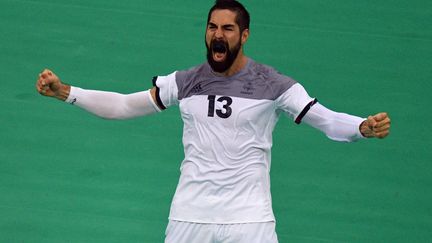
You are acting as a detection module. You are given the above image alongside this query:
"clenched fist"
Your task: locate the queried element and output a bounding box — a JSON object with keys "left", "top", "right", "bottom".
{"left": 36, "top": 69, "right": 70, "bottom": 100}
{"left": 360, "top": 112, "right": 391, "bottom": 138}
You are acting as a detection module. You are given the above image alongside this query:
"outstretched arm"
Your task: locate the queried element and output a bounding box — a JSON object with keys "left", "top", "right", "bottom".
{"left": 36, "top": 69, "right": 161, "bottom": 119}
{"left": 302, "top": 103, "right": 391, "bottom": 142}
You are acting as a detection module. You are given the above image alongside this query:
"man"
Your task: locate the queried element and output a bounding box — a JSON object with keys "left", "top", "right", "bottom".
{"left": 36, "top": 0, "right": 391, "bottom": 242}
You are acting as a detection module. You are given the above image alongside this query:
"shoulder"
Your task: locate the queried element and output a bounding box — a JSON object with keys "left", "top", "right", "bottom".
{"left": 175, "top": 63, "right": 213, "bottom": 100}
{"left": 244, "top": 59, "right": 298, "bottom": 99}
{"left": 176, "top": 63, "right": 210, "bottom": 84}
{"left": 249, "top": 60, "right": 296, "bottom": 84}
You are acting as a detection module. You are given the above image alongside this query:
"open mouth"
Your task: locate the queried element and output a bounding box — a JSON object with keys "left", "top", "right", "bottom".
{"left": 211, "top": 41, "right": 227, "bottom": 62}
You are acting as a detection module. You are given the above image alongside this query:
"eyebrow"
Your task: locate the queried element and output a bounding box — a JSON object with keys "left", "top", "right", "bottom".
{"left": 208, "top": 22, "right": 236, "bottom": 29}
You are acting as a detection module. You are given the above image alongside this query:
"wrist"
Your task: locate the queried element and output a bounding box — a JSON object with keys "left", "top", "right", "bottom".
{"left": 55, "top": 84, "right": 71, "bottom": 101}
{"left": 359, "top": 120, "right": 373, "bottom": 138}
{"left": 360, "top": 121, "right": 366, "bottom": 137}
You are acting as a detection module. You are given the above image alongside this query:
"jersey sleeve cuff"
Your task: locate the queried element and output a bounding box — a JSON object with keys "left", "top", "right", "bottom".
{"left": 65, "top": 86, "right": 80, "bottom": 105}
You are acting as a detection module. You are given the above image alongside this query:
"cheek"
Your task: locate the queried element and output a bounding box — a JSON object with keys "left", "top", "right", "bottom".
{"left": 228, "top": 37, "right": 241, "bottom": 49}
{"left": 205, "top": 29, "right": 214, "bottom": 39}
{"left": 205, "top": 33, "right": 212, "bottom": 45}
{"left": 227, "top": 33, "right": 241, "bottom": 45}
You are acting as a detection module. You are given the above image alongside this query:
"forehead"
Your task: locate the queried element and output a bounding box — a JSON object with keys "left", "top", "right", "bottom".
{"left": 208, "top": 9, "right": 238, "bottom": 26}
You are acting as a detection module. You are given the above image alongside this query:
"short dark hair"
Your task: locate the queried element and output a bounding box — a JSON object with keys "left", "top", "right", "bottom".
{"left": 207, "top": 0, "right": 250, "bottom": 32}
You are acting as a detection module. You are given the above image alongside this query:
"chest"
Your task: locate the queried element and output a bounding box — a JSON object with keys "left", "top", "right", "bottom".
{"left": 179, "top": 95, "right": 278, "bottom": 129}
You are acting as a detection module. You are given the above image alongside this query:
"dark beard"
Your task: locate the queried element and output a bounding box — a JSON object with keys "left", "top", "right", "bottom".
{"left": 206, "top": 39, "right": 241, "bottom": 73}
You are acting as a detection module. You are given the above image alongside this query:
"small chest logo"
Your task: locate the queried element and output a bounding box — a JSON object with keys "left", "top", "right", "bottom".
{"left": 191, "top": 83, "right": 203, "bottom": 93}
{"left": 241, "top": 82, "right": 255, "bottom": 95}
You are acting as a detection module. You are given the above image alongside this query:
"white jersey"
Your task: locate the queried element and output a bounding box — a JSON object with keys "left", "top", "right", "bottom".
{"left": 153, "top": 59, "right": 315, "bottom": 224}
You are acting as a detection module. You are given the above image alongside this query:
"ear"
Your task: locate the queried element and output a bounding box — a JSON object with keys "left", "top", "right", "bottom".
{"left": 241, "top": 29, "right": 250, "bottom": 45}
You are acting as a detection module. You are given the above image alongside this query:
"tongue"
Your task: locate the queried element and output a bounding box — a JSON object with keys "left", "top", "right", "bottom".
{"left": 214, "top": 52, "right": 226, "bottom": 61}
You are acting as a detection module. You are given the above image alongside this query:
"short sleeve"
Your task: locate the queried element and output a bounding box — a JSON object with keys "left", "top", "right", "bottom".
{"left": 275, "top": 83, "right": 317, "bottom": 124}
{"left": 152, "top": 71, "right": 179, "bottom": 109}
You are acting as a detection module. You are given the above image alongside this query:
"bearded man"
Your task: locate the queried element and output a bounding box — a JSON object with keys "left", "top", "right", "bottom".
{"left": 36, "top": 1, "right": 390, "bottom": 242}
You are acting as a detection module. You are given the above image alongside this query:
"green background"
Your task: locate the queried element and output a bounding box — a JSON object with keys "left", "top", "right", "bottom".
{"left": 1, "top": 0, "right": 431, "bottom": 242}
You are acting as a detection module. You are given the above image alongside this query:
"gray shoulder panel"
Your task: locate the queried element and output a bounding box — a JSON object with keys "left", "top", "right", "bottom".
{"left": 176, "top": 59, "right": 297, "bottom": 100}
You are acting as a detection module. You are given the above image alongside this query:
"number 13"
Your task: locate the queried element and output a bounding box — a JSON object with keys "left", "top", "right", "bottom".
{"left": 207, "top": 95, "right": 233, "bottom": 119}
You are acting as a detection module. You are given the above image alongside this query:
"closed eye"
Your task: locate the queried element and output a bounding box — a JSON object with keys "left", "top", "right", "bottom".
{"left": 224, "top": 25, "right": 234, "bottom": 31}
{"left": 208, "top": 23, "right": 217, "bottom": 30}
{"left": 207, "top": 22, "right": 236, "bottom": 31}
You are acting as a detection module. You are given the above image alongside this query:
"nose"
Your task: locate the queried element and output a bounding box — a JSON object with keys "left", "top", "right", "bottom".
{"left": 214, "top": 27, "right": 223, "bottom": 39}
